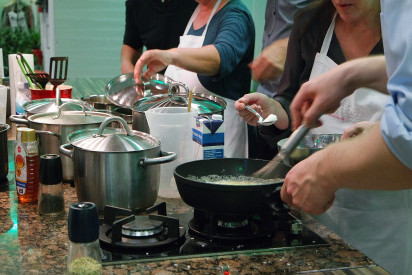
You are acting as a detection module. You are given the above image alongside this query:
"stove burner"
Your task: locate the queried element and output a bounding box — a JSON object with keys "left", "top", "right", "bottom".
{"left": 99, "top": 203, "right": 185, "bottom": 252}
{"left": 217, "top": 218, "right": 249, "bottom": 229}
{"left": 189, "top": 209, "right": 279, "bottom": 241}
{"left": 122, "top": 216, "right": 164, "bottom": 237}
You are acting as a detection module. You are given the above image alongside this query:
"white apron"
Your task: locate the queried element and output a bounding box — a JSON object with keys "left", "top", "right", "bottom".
{"left": 311, "top": 15, "right": 412, "bottom": 275}
{"left": 165, "top": 0, "right": 248, "bottom": 158}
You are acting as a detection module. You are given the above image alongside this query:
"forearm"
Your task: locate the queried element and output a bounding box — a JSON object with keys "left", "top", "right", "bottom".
{"left": 167, "top": 45, "right": 221, "bottom": 76}
{"left": 320, "top": 123, "right": 412, "bottom": 191}
{"left": 343, "top": 55, "right": 388, "bottom": 95}
{"left": 121, "top": 45, "right": 142, "bottom": 74}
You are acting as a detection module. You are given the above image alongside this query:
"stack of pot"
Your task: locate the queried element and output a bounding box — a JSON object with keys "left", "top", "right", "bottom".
{"left": 9, "top": 102, "right": 112, "bottom": 183}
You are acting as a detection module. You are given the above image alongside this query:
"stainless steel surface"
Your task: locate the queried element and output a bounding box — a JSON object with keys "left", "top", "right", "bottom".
{"left": 59, "top": 117, "right": 177, "bottom": 211}
{"left": 23, "top": 98, "right": 93, "bottom": 117}
{"left": 9, "top": 104, "right": 112, "bottom": 181}
{"left": 0, "top": 124, "right": 10, "bottom": 180}
{"left": 105, "top": 73, "right": 147, "bottom": 109}
{"left": 80, "top": 94, "right": 117, "bottom": 111}
{"left": 279, "top": 125, "right": 312, "bottom": 166}
{"left": 278, "top": 133, "right": 342, "bottom": 165}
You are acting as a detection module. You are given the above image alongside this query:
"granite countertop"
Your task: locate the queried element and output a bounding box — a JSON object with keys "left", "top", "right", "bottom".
{"left": 0, "top": 140, "right": 389, "bottom": 275}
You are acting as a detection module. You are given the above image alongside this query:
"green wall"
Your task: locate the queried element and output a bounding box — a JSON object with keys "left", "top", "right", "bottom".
{"left": 53, "top": 0, "right": 265, "bottom": 83}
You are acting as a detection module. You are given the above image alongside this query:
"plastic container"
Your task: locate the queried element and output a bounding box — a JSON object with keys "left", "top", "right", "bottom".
{"left": 67, "top": 202, "right": 102, "bottom": 275}
{"left": 15, "top": 127, "right": 39, "bottom": 203}
{"left": 38, "top": 154, "right": 64, "bottom": 216}
{"left": 145, "top": 107, "right": 197, "bottom": 198}
{"left": 30, "top": 84, "right": 72, "bottom": 100}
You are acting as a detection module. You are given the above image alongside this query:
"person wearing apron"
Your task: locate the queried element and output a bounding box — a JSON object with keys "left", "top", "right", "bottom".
{"left": 134, "top": 0, "right": 255, "bottom": 158}
{"left": 308, "top": 14, "right": 412, "bottom": 275}
{"left": 235, "top": 1, "right": 412, "bottom": 273}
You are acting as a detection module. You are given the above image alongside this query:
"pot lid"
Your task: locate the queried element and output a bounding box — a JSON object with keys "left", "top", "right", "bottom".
{"left": 23, "top": 98, "right": 93, "bottom": 114}
{"left": 28, "top": 102, "right": 111, "bottom": 125}
{"left": 133, "top": 92, "right": 227, "bottom": 115}
{"left": 67, "top": 117, "right": 159, "bottom": 152}
{"left": 105, "top": 73, "right": 174, "bottom": 109}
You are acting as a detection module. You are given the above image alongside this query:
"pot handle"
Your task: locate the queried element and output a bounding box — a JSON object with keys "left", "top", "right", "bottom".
{"left": 59, "top": 143, "right": 73, "bottom": 158}
{"left": 35, "top": 130, "right": 60, "bottom": 138}
{"left": 9, "top": 114, "right": 29, "bottom": 125}
{"left": 97, "top": 116, "right": 132, "bottom": 136}
{"left": 139, "top": 151, "right": 177, "bottom": 167}
{"left": 264, "top": 186, "right": 290, "bottom": 213}
{"left": 53, "top": 102, "right": 89, "bottom": 119}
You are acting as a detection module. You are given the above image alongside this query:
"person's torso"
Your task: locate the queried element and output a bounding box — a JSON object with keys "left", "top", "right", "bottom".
{"left": 124, "top": 0, "right": 197, "bottom": 50}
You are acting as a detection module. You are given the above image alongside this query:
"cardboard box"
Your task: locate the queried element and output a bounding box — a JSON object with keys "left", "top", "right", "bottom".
{"left": 192, "top": 114, "right": 224, "bottom": 159}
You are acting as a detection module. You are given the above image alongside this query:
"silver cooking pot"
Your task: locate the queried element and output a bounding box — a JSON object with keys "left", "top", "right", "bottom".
{"left": 23, "top": 97, "right": 94, "bottom": 117}
{"left": 9, "top": 102, "right": 112, "bottom": 182}
{"left": 59, "top": 117, "right": 177, "bottom": 211}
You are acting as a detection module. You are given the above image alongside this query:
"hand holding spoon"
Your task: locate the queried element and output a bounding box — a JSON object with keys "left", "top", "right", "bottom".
{"left": 245, "top": 104, "right": 278, "bottom": 126}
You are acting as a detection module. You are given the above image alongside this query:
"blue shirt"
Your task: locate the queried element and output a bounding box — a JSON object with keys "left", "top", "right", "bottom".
{"left": 380, "top": 0, "right": 412, "bottom": 170}
{"left": 188, "top": 0, "right": 255, "bottom": 101}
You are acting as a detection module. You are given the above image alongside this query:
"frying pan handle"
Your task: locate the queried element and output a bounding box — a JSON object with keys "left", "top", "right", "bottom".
{"left": 264, "top": 186, "right": 290, "bottom": 213}
{"left": 139, "top": 151, "right": 177, "bottom": 167}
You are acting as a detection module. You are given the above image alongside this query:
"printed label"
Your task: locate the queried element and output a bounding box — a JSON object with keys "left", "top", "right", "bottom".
{"left": 15, "top": 144, "right": 27, "bottom": 195}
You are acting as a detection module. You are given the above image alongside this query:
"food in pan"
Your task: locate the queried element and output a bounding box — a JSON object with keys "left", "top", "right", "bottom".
{"left": 187, "top": 174, "right": 283, "bottom": 185}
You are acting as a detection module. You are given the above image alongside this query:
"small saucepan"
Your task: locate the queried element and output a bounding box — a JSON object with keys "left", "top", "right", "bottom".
{"left": 174, "top": 158, "right": 291, "bottom": 215}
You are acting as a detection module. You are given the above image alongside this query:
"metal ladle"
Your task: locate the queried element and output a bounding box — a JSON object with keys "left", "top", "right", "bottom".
{"left": 245, "top": 104, "right": 278, "bottom": 126}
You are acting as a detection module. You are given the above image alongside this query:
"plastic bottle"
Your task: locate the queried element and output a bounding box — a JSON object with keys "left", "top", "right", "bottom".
{"left": 38, "top": 154, "right": 64, "bottom": 216}
{"left": 67, "top": 202, "right": 102, "bottom": 275}
{"left": 14, "top": 127, "right": 39, "bottom": 203}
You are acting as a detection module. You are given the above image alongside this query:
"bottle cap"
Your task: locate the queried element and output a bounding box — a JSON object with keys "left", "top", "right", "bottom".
{"left": 16, "top": 127, "right": 36, "bottom": 142}
{"left": 68, "top": 202, "right": 99, "bottom": 243}
{"left": 39, "top": 154, "right": 63, "bottom": 185}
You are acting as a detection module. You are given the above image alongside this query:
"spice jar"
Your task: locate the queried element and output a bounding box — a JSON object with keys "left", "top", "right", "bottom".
{"left": 38, "top": 154, "right": 64, "bottom": 216}
{"left": 67, "top": 202, "right": 102, "bottom": 275}
{"left": 14, "top": 127, "right": 39, "bottom": 203}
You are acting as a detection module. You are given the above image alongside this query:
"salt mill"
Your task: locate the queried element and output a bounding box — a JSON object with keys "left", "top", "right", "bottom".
{"left": 67, "top": 202, "right": 102, "bottom": 275}
{"left": 38, "top": 154, "right": 64, "bottom": 216}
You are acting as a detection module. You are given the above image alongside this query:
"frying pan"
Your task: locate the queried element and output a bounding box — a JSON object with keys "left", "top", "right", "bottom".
{"left": 174, "top": 158, "right": 291, "bottom": 215}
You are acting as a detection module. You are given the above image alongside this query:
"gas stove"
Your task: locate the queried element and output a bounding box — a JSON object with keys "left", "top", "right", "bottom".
{"left": 99, "top": 201, "right": 327, "bottom": 264}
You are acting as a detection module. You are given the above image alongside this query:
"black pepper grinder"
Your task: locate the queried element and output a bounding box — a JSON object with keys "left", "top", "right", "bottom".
{"left": 38, "top": 154, "right": 64, "bottom": 216}
{"left": 67, "top": 202, "right": 102, "bottom": 275}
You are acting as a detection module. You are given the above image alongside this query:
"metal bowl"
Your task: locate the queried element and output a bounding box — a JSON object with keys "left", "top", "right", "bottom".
{"left": 277, "top": 134, "right": 342, "bottom": 165}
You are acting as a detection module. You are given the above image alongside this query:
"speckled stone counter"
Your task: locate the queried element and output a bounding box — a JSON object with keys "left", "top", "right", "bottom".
{"left": 0, "top": 140, "right": 390, "bottom": 275}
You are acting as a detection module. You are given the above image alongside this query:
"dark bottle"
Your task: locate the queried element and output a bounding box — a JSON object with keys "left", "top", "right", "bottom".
{"left": 38, "top": 154, "right": 64, "bottom": 216}
{"left": 67, "top": 202, "right": 102, "bottom": 275}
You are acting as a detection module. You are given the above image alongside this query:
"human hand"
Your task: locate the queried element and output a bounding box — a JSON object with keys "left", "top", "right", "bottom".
{"left": 342, "top": 121, "right": 377, "bottom": 140}
{"left": 290, "top": 64, "right": 357, "bottom": 130}
{"left": 249, "top": 38, "right": 288, "bottom": 82}
{"left": 280, "top": 148, "right": 338, "bottom": 215}
{"left": 134, "top": 49, "right": 172, "bottom": 83}
{"left": 235, "top": 93, "right": 276, "bottom": 126}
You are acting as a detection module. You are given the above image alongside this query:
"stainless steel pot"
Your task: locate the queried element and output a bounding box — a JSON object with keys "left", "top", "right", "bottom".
{"left": 0, "top": 124, "right": 10, "bottom": 180}
{"left": 59, "top": 117, "right": 177, "bottom": 211}
{"left": 80, "top": 94, "right": 116, "bottom": 112}
{"left": 9, "top": 102, "right": 112, "bottom": 182}
{"left": 23, "top": 98, "right": 94, "bottom": 117}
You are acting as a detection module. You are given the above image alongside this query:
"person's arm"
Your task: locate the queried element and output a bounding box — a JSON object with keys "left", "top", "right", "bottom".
{"left": 249, "top": 37, "right": 289, "bottom": 82}
{"left": 134, "top": 45, "right": 221, "bottom": 80}
{"left": 121, "top": 44, "right": 143, "bottom": 74}
{"left": 281, "top": 123, "right": 412, "bottom": 215}
{"left": 290, "top": 55, "right": 387, "bottom": 130}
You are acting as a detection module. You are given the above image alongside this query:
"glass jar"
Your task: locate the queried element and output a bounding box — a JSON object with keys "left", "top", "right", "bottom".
{"left": 67, "top": 202, "right": 102, "bottom": 275}
{"left": 38, "top": 154, "right": 64, "bottom": 216}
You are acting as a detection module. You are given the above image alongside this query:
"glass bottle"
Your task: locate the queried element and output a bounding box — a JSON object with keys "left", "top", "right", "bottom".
{"left": 14, "top": 127, "right": 39, "bottom": 203}
{"left": 38, "top": 154, "right": 64, "bottom": 216}
{"left": 67, "top": 202, "right": 102, "bottom": 275}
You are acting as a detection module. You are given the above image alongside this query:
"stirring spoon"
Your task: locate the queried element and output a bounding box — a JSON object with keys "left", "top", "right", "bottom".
{"left": 245, "top": 104, "right": 278, "bottom": 126}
